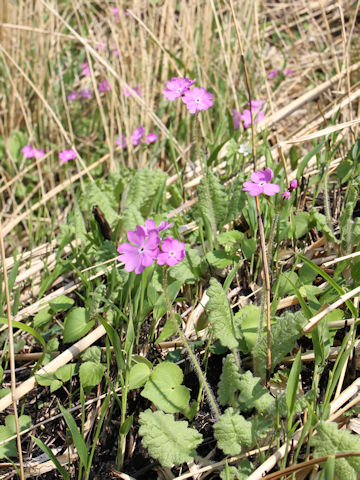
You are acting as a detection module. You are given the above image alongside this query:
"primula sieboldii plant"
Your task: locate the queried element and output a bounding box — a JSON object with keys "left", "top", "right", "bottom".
{"left": 242, "top": 168, "right": 280, "bottom": 196}
{"left": 59, "top": 149, "right": 77, "bottom": 163}
{"left": 117, "top": 219, "right": 185, "bottom": 274}
{"left": 21, "top": 144, "right": 45, "bottom": 159}
{"left": 232, "top": 99, "right": 265, "bottom": 129}
{"left": 162, "top": 77, "right": 213, "bottom": 114}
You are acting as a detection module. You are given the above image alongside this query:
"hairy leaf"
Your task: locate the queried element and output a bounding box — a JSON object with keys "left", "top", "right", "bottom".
{"left": 252, "top": 311, "right": 306, "bottom": 371}
{"left": 81, "top": 182, "right": 118, "bottom": 225}
{"left": 124, "top": 168, "right": 167, "bottom": 217}
{"left": 236, "top": 305, "right": 260, "bottom": 354}
{"left": 169, "top": 247, "right": 205, "bottom": 283}
{"left": 237, "top": 371, "right": 273, "bottom": 413}
{"left": 207, "top": 278, "right": 237, "bottom": 349}
{"left": 311, "top": 209, "right": 338, "bottom": 243}
{"left": 312, "top": 422, "right": 360, "bottom": 480}
{"left": 220, "top": 460, "right": 253, "bottom": 480}
{"left": 197, "top": 170, "right": 228, "bottom": 228}
{"left": 139, "top": 409, "right": 202, "bottom": 467}
{"left": 214, "top": 408, "right": 253, "bottom": 455}
{"left": 217, "top": 354, "right": 241, "bottom": 406}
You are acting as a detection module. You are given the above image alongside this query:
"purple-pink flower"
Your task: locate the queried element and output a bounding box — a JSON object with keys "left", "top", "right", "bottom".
{"left": 59, "top": 149, "right": 77, "bottom": 163}
{"left": 157, "top": 237, "right": 186, "bottom": 267}
{"left": 144, "top": 219, "right": 173, "bottom": 235}
{"left": 98, "top": 79, "right": 111, "bottom": 93}
{"left": 81, "top": 62, "right": 90, "bottom": 77}
{"left": 117, "top": 226, "right": 160, "bottom": 274}
{"left": 80, "top": 89, "right": 92, "bottom": 99}
{"left": 145, "top": 133, "right": 158, "bottom": 144}
{"left": 116, "top": 134, "right": 126, "bottom": 149}
{"left": 283, "top": 68, "right": 293, "bottom": 76}
{"left": 67, "top": 91, "right": 78, "bottom": 101}
{"left": 162, "top": 77, "right": 196, "bottom": 101}
{"left": 182, "top": 87, "right": 214, "bottom": 114}
{"left": 34, "top": 148, "right": 45, "bottom": 159}
{"left": 243, "top": 168, "right": 280, "bottom": 197}
{"left": 131, "top": 126, "right": 145, "bottom": 146}
{"left": 21, "top": 145, "right": 35, "bottom": 158}
{"left": 233, "top": 100, "right": 265, "bottom": 129}
{"left": 122, "top": 85, "right": 141, "bottom": 98}
{"left": 289, "top": 179, "right": 298, "bottom": 191}
{"left": 281, "top": 191, "right": 291, "bottom": 199}
{"left": 268, "top": 69, "right": 278, "bottom": 79}
{"left": 232, "top": 110, "right": 242, "bottom": 130}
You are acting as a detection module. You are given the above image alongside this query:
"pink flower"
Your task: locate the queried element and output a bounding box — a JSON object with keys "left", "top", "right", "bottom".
{"left": 98, "top": 79, "right": 111, "bottom": 92}
{"left": 67, "top": 91, "right": 78, "bottom": 101}
{"left": 162, "top": 77, "right": 196, "bottom": 101}
{"left": 281, "top": 191, "right": 291, "bottom": 199}
{"left": 97, "top": 41, "right": 107, "bottom": 51}
{"left": 242, "top": 168, "right": 280, "bottom": 196}
{"left": 145, "top": 133, "right": 157, "bottom": 144}
{"left": 21, "top": 144, "right": 35, "bottom": 158}
{"left": 239, "top": 100, "right": 265, "bottom": 128}
{"left": 80, "top": 89, "right": 92, "bottom": 98}
{"left": 232, "top": 110, "right": 242, "bottom": 130}
{"left": 59, "top": 149, "right": 77, "bottom": 163}
{"left": 81, "top": 62, "right": 90, "bottom": 77}
{"left": 283, "top": 68, "right": 293, "bottom": 76}
{"left": 289, "top": 179, "right": 298, "bottom": 191}
{"left": 112, "top": 7, "right": 120, "bottom": 20}
{"left": 268, "top": 69, "right": 278, "bottom": 79}
{"left": 122, "top": 85, "right": 141, "bottom": 98}
{"left": 131, "top": 126, "right": 145, "bottom": 146}
{"left": 117, "top": 226, "right": 160, "bottom": 274}
{"left": 182, "top": 87, "right": 214, "bottom": 114}
{"left": 34, "top": 148, "right": 45, "bottom": 159}
{"left": 116, "top": 134, "right": 126, "bottom": 149}
{"left": 144, "top": 219, "right": 173, "bottom": 235}
{"left": 157, "top": 237, "right": 186, "bottom": 267}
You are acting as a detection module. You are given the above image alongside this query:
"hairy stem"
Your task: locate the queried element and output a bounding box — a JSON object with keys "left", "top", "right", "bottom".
{"left": 163, "top": 267, "right": 220, "bottom": 419}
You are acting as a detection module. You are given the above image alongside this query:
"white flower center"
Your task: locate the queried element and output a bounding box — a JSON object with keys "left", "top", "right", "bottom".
{"left": 195, "top": 98, "right": 201, "bottom": 103}
{"left": 169, "top": 250, "right": 175, "bottom": 257}
{"left": 258, "top": 181, "right": 266, "bottom": 186}
{"left": 138, "top": 247, "right": 144, "bottom": 253}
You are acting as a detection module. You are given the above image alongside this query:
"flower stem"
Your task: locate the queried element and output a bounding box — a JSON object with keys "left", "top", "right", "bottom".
{"left": 193, "top": 113, "right": 217, "bottom": 248}
{"left": 255, "top": 196, "right": 272, "bottom": 386}
{"left": 162, "top": 267, "right": 220, "bottom": 419}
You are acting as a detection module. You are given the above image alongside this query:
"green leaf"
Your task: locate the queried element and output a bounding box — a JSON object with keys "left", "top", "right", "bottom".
{"left": 80, "top": 346, "right": 102, "bottom": 364}
{"left": 0, "top": 415, "right": 32, "bottom": 459}
{"left": 32, "top": 436, "right": 70, "bottom": 480}
{"left": 312, "top": 422, "right": 360, "bottom": 480}
{"left": 217, "top": 354, "right": 241, "bottom": 406}
{"left": 252, "top": 311, "right": 306, "bottom": 372}
{"left": 59, "top": 405, "right": 89, "bottom": 468}
{"left": 277, "top": 271, "right": 300, "bottom": 296}
{"left": 36, "top": 373, "right": 57, "bottom": 386}
{"left": 124, "top": 168, "right": 167, "bottom": 217}
{"left": 198, "top": 170, "right": 228, "bottom": 228}
{"left": 153, "top": 281, "right": 182, "bottom": 321}
{"left": 81, "top": 182, "right": 118, "bottom": 225}
{"left": 293, "top": 212, "right": 311, "bottom": 239}
{"left": 237, "top": 371, "right": 273, "bottom": 414}
{"left": 206, "top": 250, "right": 235, "bottom": 268}
{"left": 214, "top": 408, "right": 253, "bottom": 455}
{"left": 310, "top": 209, "right": 338, "bottom": 243}
{"left": 128, "top": 363, "right": 151, "bottom": 390}
{"left": 79, "top": 361, "right": 105, "bottom": 388}
{"left": 241, "top": 237, "right": 257, "bottom": 259}
{"left": 49, "top": 295, "right": 75, "bottom": 313}
{"left": 141, "top": 362, "right": 190, "bottom": 413}
{"left": 217, "top": 231, "right": 242, "bottom": 246}
{"left": 169, "top": 248, "right": 205, "bottom": 284}
{"left": 155, "top": 314, "right": 181, "bottom": 344}
{"left": 63, "top": 308, "right": 94, "bottom": 343}
{"left": 33, "top": 306, "right": 52, "bottom": 328}
{"left": 55, "top": 364, "right": 76, "bottom": 383}
{"left": 220, "top": 460, "right": 253, "bottom": 480}
{"left": 207, "top": 278, "right": 237, "bottom": 349}
{"left": 50, "top": 380, "right": 63, "bottom": 392}
{"left": 286, "top": 350, "right": 302, "bottom": 416}
{"left": 139, "top": 409, "right": 202, "bottom": 467}
{"left": 236, "top": 305, "right": 260, "bottom": 354}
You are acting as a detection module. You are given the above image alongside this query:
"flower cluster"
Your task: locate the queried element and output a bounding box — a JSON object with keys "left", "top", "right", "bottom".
{"left": 98, "top": 79, "right": 111, "bottom": 93}
{"left": 59, "top": 149, "right": 77, "bottom": 163}
{"left": 21, "top": 144, "right": 45, "bottom": 159}
{"left": 162, "top": 77, "right": 213, "bottom": 114}
{"left": 243, "top": 168, "right": 280, "bottom": 197}
{"left": 268, "top": 68, "right": 294, "bottom": 79}
{"left": 117, "top": 219, "right": 185, "bottom": 274}
{"left": 81, "top": 61, "right": 90, "bottom": 77}
{"left": 116, "top": 128, "right": 157, "bottom": 149}
{"left": 281, "top": 179, "right": 298, "bottom": 199}
{"left": 232, "top": 100, "right": 265, "bottom": 130}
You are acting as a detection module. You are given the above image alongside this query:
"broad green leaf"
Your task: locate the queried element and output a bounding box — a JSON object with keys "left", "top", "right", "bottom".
{"left": 277, "top": 271, "right": 300, "bottom": 296}
{"left": 141, "top": 362, "right": 190, "bottom": 413}
{"left": 310, "top": 209, "right": 338, "bottom": 243}
{"left": 312, "top": 422, "right": 360, "bottom": 480}
{"left": 33, "top": 306, "right": 52, "bottom": 328}
{"left": 220, "top": 460, "right": 253, "bottom": 480}
{"left": 128, "top": 363, "right": 151, "bottom": 390}
{"left": 0, "top": 415, "right": 32, "bottom": 458}
{"left": 49, "top": 295, "right": 75, "bottom": 313}
{"left": 206, "top": 250, "right": 235, "bottom": 268}
{"left": 217, "top": 354, "right": 241, "bottom": 406}
{"left": 63, "top": 308, "right": 94, "bottom": 343}
{"left": 293, "top": 212, "right": 311, "bottom": 239}
{"left": 36, "top": 373, "right": 57, "bottom": 386}
{"left": 207, "top": 278, "right": 237, "bottom": 349}
{"left": 241, "top": 237, "right": 257, "bottom": 259}
{"left": 153, "top": 281, "right": 182, "bottom": 321}
{"left": 214, "top": 408, "right": 253, "bottom": 455}
{"left": 59, "top": 405, "right": 89, "bottom": 468}
{"left": 79, "top": 361, "right": 105, "bottom": 388}
{"left": 55, "top": 364, "right": 76, "bottom": 383}
{"left": 236, "top": 305, "right": 260, "bottom": 354}
{"left": 80, "top": 346, "right": 102, "bottom": 364}
{"left": 139, "top": 409, "right": 202, "bottom": 467}
{"left": 197, "top": 170, "right": 228, "bottom": 228}
{"left": 169, "top": 248, "right": 205, "bottom": 284}
{"left": 50, "top": 380, "right": 63, "bottom": 392}
{"left": 155, "top": 314, "right": 181, "bottom": 344}
{"left": 217, "top": 231, "right": 242, "bottom": 246}
{"left": 237, "top": 371, "right": 273, "bottom": 414}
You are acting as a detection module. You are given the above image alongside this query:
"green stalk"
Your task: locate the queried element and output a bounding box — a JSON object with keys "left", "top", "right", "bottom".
{"left": 163, "top": 267, "right": 220, "bottom": 419}
{"left": 193, "top": 114, "right": 217, "bottom": 248}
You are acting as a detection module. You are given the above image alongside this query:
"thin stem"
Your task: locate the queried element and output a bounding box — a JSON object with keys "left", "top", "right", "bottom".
{"left": 255, "top": 196, "right": 271, "bottom": 386}
{"left": 0, "top": 219, "right": 24, "bottom": 480}
{"left": 193, "top": 114, "right": 217, "bottom": 248}
{"left": 162, "top": 267, "right": 220, "bottom": 420}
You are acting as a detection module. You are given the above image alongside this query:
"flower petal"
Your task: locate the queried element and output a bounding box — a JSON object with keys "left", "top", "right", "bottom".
{"left": 263, "top": 183, "right": 280, "bottom": 196}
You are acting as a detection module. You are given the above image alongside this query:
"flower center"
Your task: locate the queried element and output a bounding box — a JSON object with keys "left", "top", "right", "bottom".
{"left": 258, "top": 181, "right": 266, "bottom": 186}
{"left": 195, "top": 98, "right": 201, "bottom": 103}
{"left": 138, "top": 247, "right": 145, "bottom": 254}
{"left": 169, "top": 250, "right": 175, "bottom": 257}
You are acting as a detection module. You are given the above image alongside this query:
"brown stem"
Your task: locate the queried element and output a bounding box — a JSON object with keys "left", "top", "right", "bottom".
{"left": 0, "top": 219, "right": 24, "bottom": 480}
{"left": 255, "top": 196, "right": 271, "bottom": 385}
